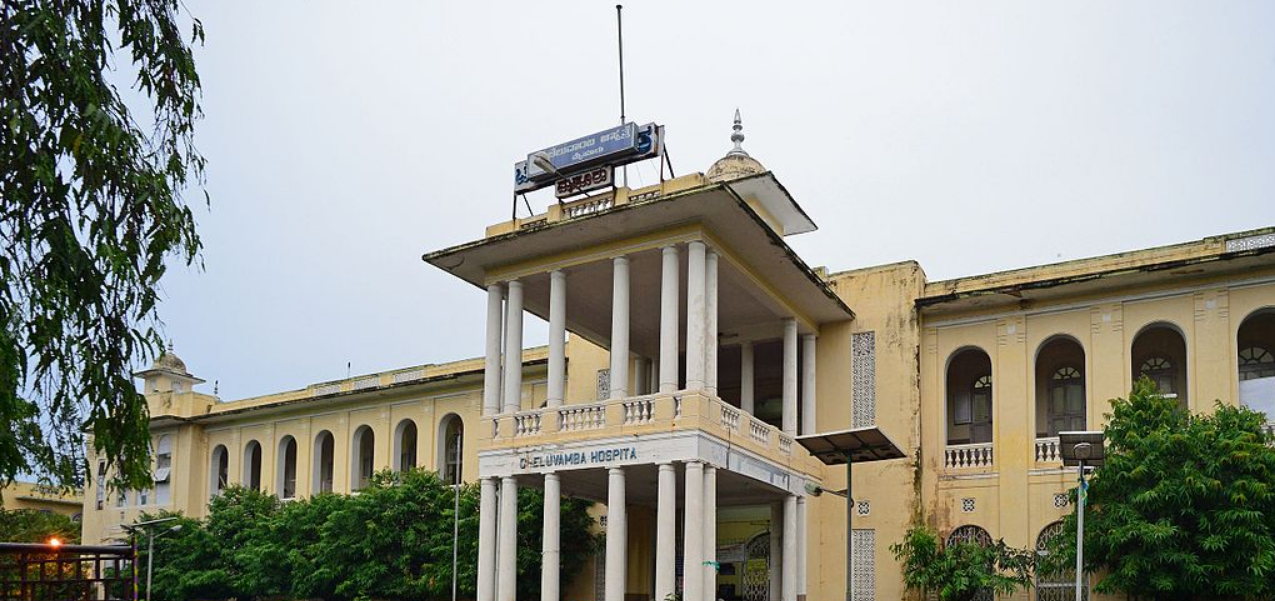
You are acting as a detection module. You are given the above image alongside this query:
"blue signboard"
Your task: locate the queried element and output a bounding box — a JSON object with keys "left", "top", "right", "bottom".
{"left": 523, "top": 122, "right": 639, "bottom": 181}
{"left": 515, "top": 122, "right": 662, "bottom": 194}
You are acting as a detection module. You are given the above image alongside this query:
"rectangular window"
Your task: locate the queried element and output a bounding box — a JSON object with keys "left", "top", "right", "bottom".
{"left": 95, "top": 460, "right": 106, "bottom": 510}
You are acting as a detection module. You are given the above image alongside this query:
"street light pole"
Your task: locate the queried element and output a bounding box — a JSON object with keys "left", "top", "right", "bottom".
{"left": 147, "top": 529, "right": 155, "bottom": 601}
{"left": 1058, "top": 431, "right": 1103, "bottom": 601}
{"left": 844, "top": 460, "right": 853, "bottom": 601}
{"left": 1075, "top": 461, "right": 1087, "bottom": 601}
{"left": 451, "top": 433, "right": 461, "bottom": 601}
{"left": 124, "top": 515, "right": 178, "bottom": 601}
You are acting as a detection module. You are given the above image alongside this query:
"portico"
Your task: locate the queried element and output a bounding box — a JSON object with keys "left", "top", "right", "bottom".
{"left": 425, "top": 121, "right": 854, "bottom": 601}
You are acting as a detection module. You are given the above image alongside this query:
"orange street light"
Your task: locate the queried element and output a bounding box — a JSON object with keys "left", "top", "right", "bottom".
{"left": 47, "top": 537, "right": 62, "bottom": 548}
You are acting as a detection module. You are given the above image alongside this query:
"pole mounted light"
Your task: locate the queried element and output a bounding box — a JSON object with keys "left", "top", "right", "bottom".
{"left": 123, "top": 516, "right": 181, "bottom": 601}
{"left": 1059, "top": 430, "right": 1105, "bottom": 601}
{"left": 796, "top": 426, "right": 906, "bottom": 601}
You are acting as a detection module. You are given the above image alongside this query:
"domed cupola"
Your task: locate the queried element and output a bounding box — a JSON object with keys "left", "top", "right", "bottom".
{"left": 134, "top": 342, "right": 205, "bottom": 394}
{"left": 706, "top": 109, "right": 767, "bottom": 183}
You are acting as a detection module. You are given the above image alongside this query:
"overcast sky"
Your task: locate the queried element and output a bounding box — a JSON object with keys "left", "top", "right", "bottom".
{"left": 155, "top": 1, "right": 1275, "bottom": 401}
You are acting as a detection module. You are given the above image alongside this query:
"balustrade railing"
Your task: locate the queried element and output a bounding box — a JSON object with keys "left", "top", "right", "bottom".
{"left": 514, "top": 412, "right": 542, "bottom": 437}
{"left": 482, "top": 394, "right": 798, "bottom": 460}
{"left": 944, "top": 442, "right": 995, "bottom": 469}
{"left": 558, "top": 403, "right": 607, "bottom": 432}
{"left": 623, "top": 396, "right": 656, "bottom": 425}
{"left": 1034, "top": 437, "right": 1062, "bottom": 463}
{"left": 720, "top": 405, "right": 741, "bottom": 432}
{"left": 749, "top": 418, "right": 771, "bottom": 446}
{"left": 563, "top": 196, "right": 613, "bottom": 218}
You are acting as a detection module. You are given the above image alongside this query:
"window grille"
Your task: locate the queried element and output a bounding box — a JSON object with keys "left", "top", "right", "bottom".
{"left": 852, "top": 332, "right": 876, "bottom": 427}
{"left": 851, "top": 529, "right": 875, "bottom": 601}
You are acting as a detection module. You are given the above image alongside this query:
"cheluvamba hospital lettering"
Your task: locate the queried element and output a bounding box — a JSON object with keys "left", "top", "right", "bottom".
{"left": 519, "top": 447, "right": 639, "bottom": 470}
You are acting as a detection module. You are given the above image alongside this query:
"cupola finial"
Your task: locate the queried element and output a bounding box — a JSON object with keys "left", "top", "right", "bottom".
{"left": 730, "top": 108, "right": 748, "bottom": 156}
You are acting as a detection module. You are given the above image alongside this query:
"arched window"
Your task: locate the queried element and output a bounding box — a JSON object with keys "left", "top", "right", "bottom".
{"left": 1237, "top": 310, "right": 1275, "bottom": 418}
{"left": 946, "top": 525, "right": 993, "bottom": 548}
{"left": 243, "top": 440, "right": 263, "bottom": 492}
{"left": 1131, "top": 324, "right": 1188, "bottom": 408}
{"left": 277, "top": 436, "right": 297, "bottom": 499}
{"left": 946, "top": 349, "right": 993, "bottom": 445}
{"left": 154, "top": 435, "right": 173, "bottom": 505}
{"left": 210, "top": 445, "right": 229, "bottom": 498}
{"left": 438, "top": 415, "right": 464, "bottom": 485}
{"left": 1037, "top": 337, "right": 1087, "bottom": 438}
{"left": 352, "top": 426, "right": 376, "bottom": 491}
{"left": 1036, "top": 521, "right": 1085, "bottom": 600}
{"left": 393, "top": 419, "right": 418, "bottom": 472}
{"left": 946, "top": 525, "right": 994, "bottom": 601}
{"left": 1240, "top": 347, "right": 1275, "bottom": 381}
{"left": 312, "top": 431, "right": 334, "bottom": 494}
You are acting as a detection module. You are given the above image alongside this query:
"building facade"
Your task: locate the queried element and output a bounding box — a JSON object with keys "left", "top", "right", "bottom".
{"left": 1, "top": 481, "right": 83, "bottom": 521}
{"left": 83, "top": 125, "right": 1275, "bottom": 601}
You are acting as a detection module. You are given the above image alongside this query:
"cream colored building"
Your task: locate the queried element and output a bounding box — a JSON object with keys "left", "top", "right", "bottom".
{"left": 83, "top": 123, "right": 1275, "bottom": 601}
{"left": 1, "top": 481, "right": 83, "bottom": 521}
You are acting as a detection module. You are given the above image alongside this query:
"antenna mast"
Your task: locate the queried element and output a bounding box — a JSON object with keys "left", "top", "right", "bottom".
{"left": 616, "top": 4, "right": 628, "bottom": 187}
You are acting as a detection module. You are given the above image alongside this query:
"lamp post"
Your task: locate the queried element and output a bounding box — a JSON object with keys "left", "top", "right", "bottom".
{"left": 796, "top": 427, "right": 906, "bottom": 601}
{"left": 1059, "top": 430, "right": 1105, "bottom": 601}
{"left": 124, "top": 516, "right": 181, "bottom": 601}
{"left": 451, "top": 431, "right": 462, "bottom": 601}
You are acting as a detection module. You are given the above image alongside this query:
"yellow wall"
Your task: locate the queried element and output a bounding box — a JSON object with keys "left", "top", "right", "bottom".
{"left": 1, "top": 481, "right": 83, "bottom": 520}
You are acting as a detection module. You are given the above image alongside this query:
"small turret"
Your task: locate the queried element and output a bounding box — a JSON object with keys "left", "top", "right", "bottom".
{"left": 134, "top": 342, "right": 205, "bottom": 395}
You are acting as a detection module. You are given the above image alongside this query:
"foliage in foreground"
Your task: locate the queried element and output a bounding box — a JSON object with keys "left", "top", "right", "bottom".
{"left": 0, "top": 0, "right": 207, "bottom": 491}
{"left": 0, "top": 508, "right": 81, "bottom": 544}
{"left": 1044, "top": 378, "right": 1275, "bottom": 600}
{"left": 138, "top": 468, "right": 599, "bottom": 601}
{"left": 891, "top": 526, "right": 1035, "bottom": 601}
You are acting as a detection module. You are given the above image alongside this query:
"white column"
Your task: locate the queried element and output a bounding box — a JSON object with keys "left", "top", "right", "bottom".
{"left": 497, "top": 477, "right": 518, "bottom": 601}
{"left": 477, "top": 478, "right": 497, "bottom": 601}
{"left": 783, "top": 495, "right": 798, "bottom": 601}
{"left": 782, "top": 318, "right": 798, "bottom": 435}
{"left": 769, "top": 502, "right": 783, "bottom": 601}
{"left": 547, "top": 271, "right": 567, "bottom": 407}
{"left": 801, "top": 334, "right": 817, "bottom": 435}
{"left": 740, "top": 341, "right": 755, "bottom": 414}
{"left": 610, "top": 256, "right": 630, "bottom": 400}
{"left": 659, "top": 246, "right": 680, "bottom": 393}
{"left": 502, "top": 281, "right": 524, "bottom": 415}
{"left": 796, "top": 497, "right": 808, "bottom": 600}
{"left": 655, "top": 463, "right": 677, "bottom": 601}
{"left": 705, "top": 250, "right": 719, "bottom": 397}
{"left": 686, "top": 242, "right": 707, "bottom": 391}
{"left": 605, "top": 468, "right": 627, "bottom": 601}
{"left": 702, "top": 465, "right": 718, "bottom": 598}
{"left": 683, "top": 461, "right": 705, "bottom": 601}
{"left": 484, "top": 285, "right": 503, "bottom": 416}
{"left": 542, "top": 473, "right": 561, "bottom": 601}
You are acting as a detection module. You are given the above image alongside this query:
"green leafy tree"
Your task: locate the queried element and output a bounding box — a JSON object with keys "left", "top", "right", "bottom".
{"left": 141, "top": 468, "right": 600, "bottom": 601}
{"left": 0, "top": 508, "right": 80, "bottom": 543}
{"left": 0, "top": 0, "right": 206, "bottom": 491}
{"left": 1044, "top": 378, "right": 1275, "bottom": 600}
{"left": 891, "top": 526, "right": 1036, "bottom": 601}
{"left": 136, "top": 512, "right": 226, "bottom": 601}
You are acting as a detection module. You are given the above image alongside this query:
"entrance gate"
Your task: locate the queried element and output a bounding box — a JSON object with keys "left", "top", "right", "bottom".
{"left": 741, "top": 531, "right": 771, "bottom": 601}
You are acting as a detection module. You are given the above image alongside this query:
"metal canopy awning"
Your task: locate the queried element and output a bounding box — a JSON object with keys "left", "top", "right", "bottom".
{"left": 796, "top": 426, "right": 906, "bottom": 465}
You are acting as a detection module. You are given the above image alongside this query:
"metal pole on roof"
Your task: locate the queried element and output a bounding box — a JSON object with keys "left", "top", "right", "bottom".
{"left": 616, "top": 4, "right": 628, "bottom": 188}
